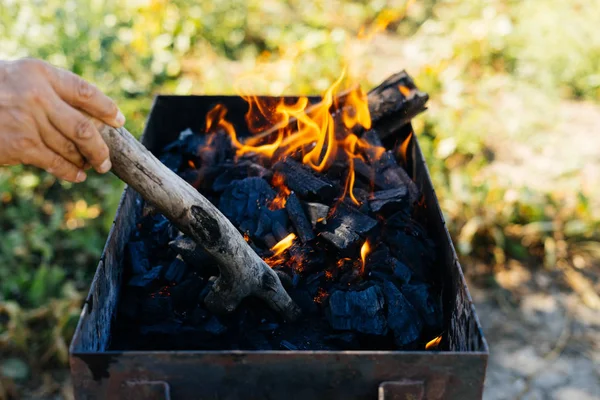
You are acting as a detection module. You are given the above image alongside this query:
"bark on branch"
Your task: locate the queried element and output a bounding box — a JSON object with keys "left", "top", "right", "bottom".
{"left": 97, "top": 123, "right": 301, "bottom": 321}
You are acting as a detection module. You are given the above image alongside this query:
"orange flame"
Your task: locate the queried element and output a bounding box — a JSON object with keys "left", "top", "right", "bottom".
{"left": 360, "top": 240, "right": 370, "bottom": 274}
{"left": 269, "top": 172, "right": 291, "bottom": 210}
{"left": 187, "top": 160, "right": 196, "bottom": 169}
{"left": 271, "top": 233, "right": 296, "bottom": 257}
{"left": 398, "top": 131, "right": 413, "bottom": 164}
{"left": 398, "top": 85, "right": 411, "bottom": 97}
{"left": 425, "top": 335, "right": 442, "bottom": 350}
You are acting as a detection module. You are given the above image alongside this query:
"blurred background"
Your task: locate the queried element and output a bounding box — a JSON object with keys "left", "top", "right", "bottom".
{"left": 0, "top": 0, "right": 598, "bottom": 399}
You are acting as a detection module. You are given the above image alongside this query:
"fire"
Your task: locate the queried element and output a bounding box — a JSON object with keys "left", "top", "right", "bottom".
{"left": 360, "top": 240, "right": 370, "bottom": 274}
{"left": 398, "top": 85, "right": 411, "bottom": 97}
{"left": 425, "top": 335, "right": 442, "bottom": 350}
{"left": 398, "top": 131, "right": 413, "bottom": 164}
{"left": 269, "top": 172, "right": 291, "bottom": 210}
{"left": 187, "top": 160, "right": 196, "bottom": 169}
{"left": 243, "top": 232, "right": 250, "bottom": 242}
{"left": 341, "top": 86, "right": 371, "bottom": 130}
{"left": 271, "top": 233, "right": 296, "bottom": 257}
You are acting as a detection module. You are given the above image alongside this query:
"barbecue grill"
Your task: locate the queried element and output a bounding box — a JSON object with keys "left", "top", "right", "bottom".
{"left": 69, "top": 94, "right": 488, "bottom": 400}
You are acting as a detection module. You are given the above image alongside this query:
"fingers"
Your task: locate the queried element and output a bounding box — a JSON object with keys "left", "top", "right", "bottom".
{"left": 46, "top": 95, "right": 112, "bottom": 174}
{"left": 37, "top": 115, "right": 86, "bottom": 168}
{"left": 46, "top": 65, "right": 125, "bottom": 128}
{"left": 21, "top": 144, "right": 86, "bottom": 183}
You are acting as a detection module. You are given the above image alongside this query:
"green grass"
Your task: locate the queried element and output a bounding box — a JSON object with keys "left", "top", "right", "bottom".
{"left": 0, "top": 0, "right": 599, "bottom": 386}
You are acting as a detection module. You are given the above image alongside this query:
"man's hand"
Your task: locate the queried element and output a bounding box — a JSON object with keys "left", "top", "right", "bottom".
{"left": 0, "top": 58, "right": 125, "bottom": 182}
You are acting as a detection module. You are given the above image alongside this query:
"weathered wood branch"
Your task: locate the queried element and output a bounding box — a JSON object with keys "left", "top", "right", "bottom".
{"left": 245, "top": 70, "right": 428, "bottom": 144}
{"left": 97, "top": 122, "right": 301, "bottom": 321}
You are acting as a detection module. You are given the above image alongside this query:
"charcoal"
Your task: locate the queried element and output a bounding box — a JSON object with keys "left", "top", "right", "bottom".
{"left": 285, "top": 193, "right": 315, "bottom": 243}
{"left": 324, "top": 332, "right": 360, "bottom": 349}
{"left": 212, "top": 161, "right": 272, "bottom": 192}
{"left": 263, "top": 233, "right": 277, "bottom": 249}
{"left": 163, "top": 128, "right": 206, "bottom": 156}
{"left": 269, "top": 209, "right": 289, "bottom": 229}
{"left": 197, "top": 279, "right": 214, "bottom": 303}
{"left": 303, "top": 202, "right": 329, "bottom": 228}
{"left": 384, "top": 228, "right": 434, "bottom": 277}
{"left": 140, "top": 296, "right": 173, "bottom": 323}
{"left": 180, "top": 168, "right": 202, "bottom": 187}
{"left": 401, "top": 283, "right": 442, "bottom": 331}
{"left": 254, "top": 209, "right": 273, "bottom": 237}
{"left": 327, "top": 286, "right": 387, "bottom": 335}
{"left": 392, "top": 259, "right": 412, "bottom": 284}
{"left": 219, "top": 177, "right": 275, "bottom": 226}
{"left": 164, "top": 255, "right": 187, "bottom": 283}
{"left": 169, "top": 236, "right": 214, "bottom": 271}
{"left": 289, "top": 243, "right": 325, "bottom": 272}
{"left": 203, "top": 316, "right": 227, "bottom": 336}
{"left": 128, "top": 265, "right": 163, "bottom": 288}
{"left": 126, "top": 241, "right": 150, "bottom": 275}
{"left": 257, "top": 322, "right": 280, "bottom": 332}
{"left": 159, "top": 152, "right": 183, "bottom": 172}
{"left": 383, "top": 281, "right": 422, "bottom": 348}
{"left": 279, "top": 340, "right": 298, "bottom": 351}
{"left": 170, "top": 275, "right": 204, "bottom": 309}
{"left": 369, "top": 187, "right": 409, "bottom": 215}
{"left": 353, "top": 158, "right": 375, "bottom": 185}
{"left": 289, "top": 289, "right": 319, "bottom": 315}
{"left": 320, "top": 202, "right": 377, "bottom": 251}
{"left": 273, "top": 158, "right": 336, "bottom": 201}
{"left": 271, "top": 220, "right": 290, "bottom": 242}
{"left": 244, "top": 331, "right": 272, "bottom": 350}
{"left": 188, "top": 307, "right": 209, "bottom": 326}
{"left": 361, "top": 129, "right": 384, "bottom": 148}
{"left": 239, "top": 218, "right": 258, "bottom": 235}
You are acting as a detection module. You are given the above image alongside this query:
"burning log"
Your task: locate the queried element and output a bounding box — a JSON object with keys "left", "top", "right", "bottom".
{"left": 98, "top": 123, "right": 301, "bottom": 321}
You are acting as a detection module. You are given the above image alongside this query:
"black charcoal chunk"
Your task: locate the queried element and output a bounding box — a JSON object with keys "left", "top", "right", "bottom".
{"left": 383, "top": 281, "right": 422, "bottom": 348}
{"left": 304, "top": 202, "right": 329, "bottom": 228}
{"left": 401, "top": 283, "right": 443, "bottom": 331}
{"left": 369, "top": 187, "right": 409, "bottom": 215}
{"left": 279, "top": 340, "right": 298, "bottom": 351}
{"left": 285, "top": 193, "right": 315, "bottom": 243}
{"left": 140, "top": 296, "right": 173, "bottom": 323}
{"left": 169, "top": 236, "right": 213, "bottom": 270}
{"left": 392, "top": 259, "right": 412, "bottom": 284}
{"left": 219, "top": 177, "right": 275, "bottom": 226}
{"left": 127, "top": 241, "right": 150, "bottom": 275}
{"left": 321, "top": 202, "right": 377, "bottom": 251}
{"left": 271, "top": 220, "right": 290, "bottom": 241}
{"left": 324, "top": 332, "right": 360, "bottom": 349}
{"left": 212, "top": 161, "right": 272, "bottom": 192}
{"left": 203, "top": 316, "right": 227, "bottom": 336}
{"left": 274, "top": 158, "right": 336, "bottom": 201}
{"left": 159, "top": 152, "right": 183, "bottom": 172}
{"left": 327, "top": 286, "right": 387, "bottom": 335}
{"left": 128, "top": 264, "right": 163, "bottom": 288}
{"left": 164, "top": 255, "right": 187, "bottom": 283}
{"left": 244, "top": 331, "right": 272, "bottom": 350}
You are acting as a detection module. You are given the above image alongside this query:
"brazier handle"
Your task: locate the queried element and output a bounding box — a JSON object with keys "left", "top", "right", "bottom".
{"left": 379, "top": 380, "right": 424, "bottom": 400}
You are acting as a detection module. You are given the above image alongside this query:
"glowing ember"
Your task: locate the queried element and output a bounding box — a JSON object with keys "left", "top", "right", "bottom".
{"left": 269, "top": 172, "right": 291, "bottom": 210}
{"left": 360, "top": 240, "right": 371, "bottom": 274}
{"left": 271, "top": 233, "right": 296, "bottom": 257}
{"left": 398, "top": 85, "right": 411, "bottom": 97}
{"left": 188, "top": 160, "right": 196, "bottom": 168}
{"left": 243, "top": 232, "right": 250, "bottom": 242}
{"left": 313, "top": 287, "right": 328, "bottom": 304}
{"left": 425, "top": 335, "right": 442, "bottom": 350}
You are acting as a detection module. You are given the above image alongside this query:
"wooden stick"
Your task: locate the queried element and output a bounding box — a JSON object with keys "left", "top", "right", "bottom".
{"left": 96, "top": 123, "right": 301, "bottom": 321}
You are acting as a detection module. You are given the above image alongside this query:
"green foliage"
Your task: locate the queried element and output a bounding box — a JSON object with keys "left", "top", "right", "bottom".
{"left": 0, "top": 0, "right": 598, "bottom": 379}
